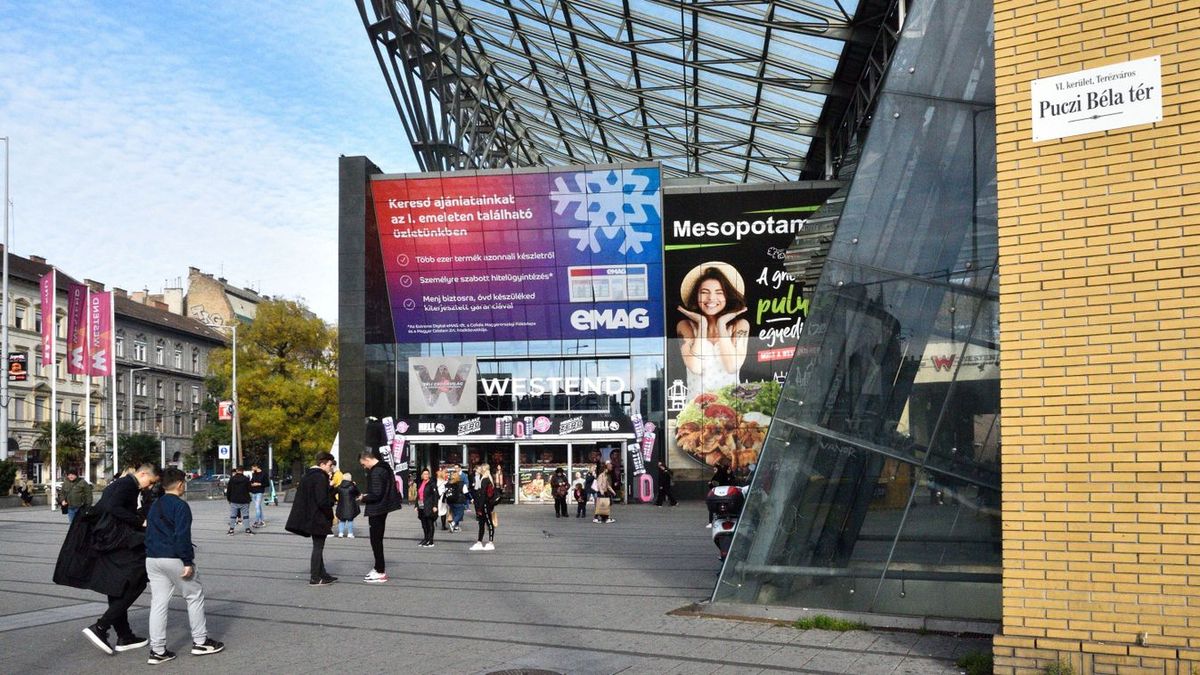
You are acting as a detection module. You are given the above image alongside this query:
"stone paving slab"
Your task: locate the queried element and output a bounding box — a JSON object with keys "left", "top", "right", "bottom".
{"left": 0, "top": 500, "right": 988, "bottom": 673}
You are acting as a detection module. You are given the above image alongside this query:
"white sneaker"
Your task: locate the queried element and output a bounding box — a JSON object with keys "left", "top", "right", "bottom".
{"left": 347, "top": 533, "right": 355, "bottom": 538}
{"left": 706, "top": 523, "right": 713, "bottom": 528}
{"left": 336, "top": 533, "right": 344, "bottom": 538}
{"left": 483, "top": 542, "right": 495, "bottom": 551}
{"left": 469, "top": 541, "right": 484, "bottom": 551}
{"left": 363, "top": 569, "right": 385, "bottom": 581}
{"left": 607, "top": 519, "right": 615, "bottom": 524}
{"left": 593, "top": 518, "right": 601, "bottom": 523}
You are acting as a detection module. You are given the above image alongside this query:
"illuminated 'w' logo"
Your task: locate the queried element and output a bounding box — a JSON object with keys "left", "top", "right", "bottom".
{"left": 91, "top": 351, "right": 108, "bottom": 373}
{"left": 930, "top": 355, "right": 955, "bottom": 371}
{"left": 412, "top": 364, "right": 472, "bottom": 406}
{"left": 70, "top": 347, "right": 85, "bottom": 370}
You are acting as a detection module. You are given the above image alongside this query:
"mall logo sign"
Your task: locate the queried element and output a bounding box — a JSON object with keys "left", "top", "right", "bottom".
{"left": 418, "top": 422, "right": 446, "bottom": 434}
{"left": 560, "top": 417, "right": 584, "bottom": 435}
{"left": 570, "top": 308, "right": 649, "bottom": 331}
{"left": 458, "top": 418, "right": 481, "bottom": 435}
{"left": 590, "top": 420, "right": 620, "bottom": 432}
{"left": 409, "top": 357, "right": 478, "bottom": 414}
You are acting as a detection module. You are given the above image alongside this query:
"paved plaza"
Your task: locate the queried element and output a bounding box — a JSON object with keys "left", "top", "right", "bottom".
{"left": 0, "top": 499, "right": 988, "bottom": 673}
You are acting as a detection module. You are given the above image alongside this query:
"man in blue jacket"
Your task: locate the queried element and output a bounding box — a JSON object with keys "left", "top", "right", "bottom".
{"left": 144, "top": 468, "right": 224, "bottom": 664}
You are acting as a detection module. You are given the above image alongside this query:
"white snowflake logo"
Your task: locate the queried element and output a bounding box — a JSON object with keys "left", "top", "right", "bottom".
{"left": 549, "top": 169, "right": 660, "bottom": 254}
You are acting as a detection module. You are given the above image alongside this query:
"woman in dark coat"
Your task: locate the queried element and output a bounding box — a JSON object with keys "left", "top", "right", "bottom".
{"left": 336, "top": 473, "right": 361, "bottom": 538}
{"left": 415, "top": 468, "right": 438, "bottom": 547}
{"left": 285, "top": 452, "right": 337, "bottom": 585}
{"left": 469, "top": 463, "right": 497, "bottom": 551}
{"left": 54, "top": 464, "right": 159, "bottom": 654}
{"left": 359, "top": 450, "right": 403, "bottom": 583}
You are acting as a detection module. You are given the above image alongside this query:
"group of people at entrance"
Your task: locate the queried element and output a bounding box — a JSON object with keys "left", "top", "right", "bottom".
{"left": 286, "top": 450, "right": 506, "bottom": 586}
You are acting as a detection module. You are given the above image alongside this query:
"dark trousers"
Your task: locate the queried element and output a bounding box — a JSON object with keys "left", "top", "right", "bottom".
{"left": 575, "top": 500, "right": 586, "bottom": 517}
{"left": 476, "top": 511, "right": 494, "bottom": 542}
{"left": 369, "top": 514, "right": 387, "bottom": 572}
{"left": 98, "top": 577, "right": 147, "bottom": 638}
{"left": 310, "top": 535, "right": 328, "bottom": 581}
{"left": 656, "top": 484, "right": 677, "bottom": 506}
{"left": 418, "top": 512, "right": 435, "bottom": 544}
{"left": 553, "top": 495, "right": 568, "bottom": 517}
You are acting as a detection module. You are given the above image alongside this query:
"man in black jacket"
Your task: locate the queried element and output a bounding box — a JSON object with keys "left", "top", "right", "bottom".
{"left": 285, "top": 452, "right": 337, "bottom": 586}
{"left": 358, "top": 450, "right": 402, "bottom": 583}
{"left": 248, "top": 463, "right": 266, "bottom": 527}
{"left": 225, "top": 467, "right": 253, "bottom": 536}
{"left": 76, "top": 464, "right": 160, "bottom": 655}
{"left": 655, "top": 462, "right": 677, "bottom": 507}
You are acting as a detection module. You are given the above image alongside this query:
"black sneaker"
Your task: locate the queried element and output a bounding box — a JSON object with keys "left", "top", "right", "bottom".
{"left": 191, "top": 638, "right": 225, "bottom": 655}
{"left": 244, "top": 528, "right": 254, "bottom": 535}
{"left": 321, "top": 575, "right": 338, "bottom": 583}
{"left": 308, "top": 577, "right": 335, "bottom": 586}
{"left": 226, "top": 528, "right": 235, "bottom": 536}
{"left": 147, "top": 649, "right": 177, "bottom": 665}
{"left": 82, "top": 623, "right": 113, "bottom": 655}
{"left": 115, "top": 634, "right": 148, "bottom": 652}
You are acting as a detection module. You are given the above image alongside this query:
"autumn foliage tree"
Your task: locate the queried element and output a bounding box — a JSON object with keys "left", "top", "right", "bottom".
{"left": 202, "top": 299, "right": 337, "bottom": 471}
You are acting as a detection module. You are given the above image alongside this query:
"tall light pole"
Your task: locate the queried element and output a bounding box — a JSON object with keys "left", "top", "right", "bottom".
{"left": 209, "top": 323, "right": 239, "bottom": 466}
{"left": 1, "top": 136, "right": 9, "bottom": 461}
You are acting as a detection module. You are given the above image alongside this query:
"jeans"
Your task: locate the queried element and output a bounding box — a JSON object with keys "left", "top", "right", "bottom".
{"left": 337, "top": 519, "right": 355, "bottom": 536}
{"left": 450, "top": 502, "right": 466, "bottom": 528}
{"left": 146, "top": 558, "right": 206, "bottom": 652}
{"left": 368, "top": 514, "right": 387, "bottom": 573}
{"left": 228, "top": 503, "right": 250, "bottom": 528}
{"left": 251, "top": 493, "right": 264, "bottom": 523}
{"left": 67, "top": 506, "right": 81, "bottom": 523}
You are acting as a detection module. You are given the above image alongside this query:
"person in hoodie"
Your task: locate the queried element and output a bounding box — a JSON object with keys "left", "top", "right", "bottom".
{"left": 335, "top": 472, "right": 360, "bottom": 538}
{"left": 224, "top": 467, "right": 253, "bottom": 536}
{"left": 248, "top": 463, "right": 267, "bottom": 528}
{"left": 144, "top": 468, "right": 224, "bottom": 664}
{"left": 358, "top": 449, "right": 403, "bottom": 583}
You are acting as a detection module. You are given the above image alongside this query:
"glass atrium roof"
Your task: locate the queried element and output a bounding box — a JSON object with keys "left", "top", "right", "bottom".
{"left": 358, "top": 0, "right": 860, "bottom": 183}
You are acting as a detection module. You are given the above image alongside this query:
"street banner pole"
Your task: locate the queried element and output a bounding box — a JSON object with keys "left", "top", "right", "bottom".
{"left": 83, "top": 288, "right": 90, "bottom": 483}
{"left": 41, "top": 269, "right": 57, "bottom": 508}
{"left": 110, "top": 293, "right": 117, "bottom": 473}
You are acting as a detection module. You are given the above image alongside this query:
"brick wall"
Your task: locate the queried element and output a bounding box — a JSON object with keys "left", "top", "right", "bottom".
{"left": 994, "top": 1, "right": 1200, "bottom": 672}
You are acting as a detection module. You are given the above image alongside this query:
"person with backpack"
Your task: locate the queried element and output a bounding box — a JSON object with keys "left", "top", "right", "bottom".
{"left": 445, "top": 465, "right": 467, "bottom": 533}
{"left": 359, "top": 450, "right": 403, "bottom": 583}
{"left": 550, "top": 467, "right": 570, "bottom": 518}
{"left": 469, "top": 463, "right": 497, "bottom": 551}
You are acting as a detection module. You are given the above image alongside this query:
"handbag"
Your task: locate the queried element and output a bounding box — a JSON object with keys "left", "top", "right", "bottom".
{"left": 595, "top": 497, "right": 612, "bottom": 516}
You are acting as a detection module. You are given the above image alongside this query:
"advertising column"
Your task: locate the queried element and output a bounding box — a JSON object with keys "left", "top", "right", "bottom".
{"left": 663, "top": 186, "right": 837, "bottom": 477}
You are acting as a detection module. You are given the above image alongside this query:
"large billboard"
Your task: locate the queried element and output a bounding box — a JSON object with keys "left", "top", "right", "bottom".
{"left": 370, "top": 164, "right": 664, "bottom": 344}
{"left": 664, "top": 186, "right": 837, "bottom": 473}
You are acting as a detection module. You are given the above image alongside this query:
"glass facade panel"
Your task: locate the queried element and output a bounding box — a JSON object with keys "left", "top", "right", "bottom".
{"left": 714, "top": 0, "right": 999, "bottom": 621}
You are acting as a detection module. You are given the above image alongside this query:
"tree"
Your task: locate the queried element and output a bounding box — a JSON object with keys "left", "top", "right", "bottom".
{"left": 33, "top": 420, "right": 86, "bottom": 469}
{"left": 205, "top": 299, "right": 338, "bottom": 470}
{"left": 118, "top": 433, "right": 161, "bottom": 470}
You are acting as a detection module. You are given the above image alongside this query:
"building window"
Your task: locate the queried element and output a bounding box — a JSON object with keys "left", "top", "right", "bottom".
{"left": 155, "top": 379, "right": 164, "bottom": 400}
{"left": 155, "top": 341, "right": 165, "bottom": 365}
{"left": 35, "top": 310, "right": 43, "bottom": 334}
{"left": 70, "top": 402, "right": 80, "bottom": 421}
{"left": 117, "top": 376, "right": 125, "bottom": 394}
{"left": 14, "top": 305, "right": 25, "bottom": 330}
{"left": 35, "top": 396, "right": 46, "bottom": 422}
{"left": 173, "top": 415, "right": 183, "bottom": 435}
{"left": 135, "top": 376, "right": 147, "bottom": 397}
{"left": 174, "top": 383, "right": 183, "bottom": 402}
{"left": 13, "top": 396, "right": 24, "bottom": 422}
{"left": 191, "top": 385, "right": 200, "bottom": 404}
{"left": 155, "top": 413, "right": 164, "bottom": 433}
{"left": 134, "top": 339, "right": 146, "bottom": 362}
{"left": 192, "top": 349, "right": 200, "bottom": 373}
{"left": 174, "top": 344, "right": 182, "bottom": 369}
{"left": 134, "top": 410, "right": 146, "bottom": 432}
{"left": 116, "top": 335, "right": 124, "bottom": 358}
{"left": 35, "top": 349, "right": 43, "bottom": 377}
{"left": 56, "top": 357, "right": 66, "bottom": 381}
{"left": 193, "top": 416, "right": 201, "bottom": 433}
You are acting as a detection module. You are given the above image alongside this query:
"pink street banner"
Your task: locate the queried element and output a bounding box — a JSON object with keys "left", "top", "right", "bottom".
{"left": 39, "top": 271, "right": 55, "bottom": 366}
{"left": 88, "top": 291, "right": 114, "bottom": 377}
{"left": 66, "top": 283, "right": 89, "bottom": 375}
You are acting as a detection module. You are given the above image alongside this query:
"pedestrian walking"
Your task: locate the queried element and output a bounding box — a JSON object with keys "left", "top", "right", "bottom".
{"left": 54, "top": 463, "right": 160, "bottom": 655}
{"left": 60, "top": 469, "right": 93, "bottom": 523}
{"left": 445, "top": 465, "right": 467, "bottom": 532}
{"left": 593, "top": 465, "right": 616, "bottom": 524}
{"left": 416, "top": 468, "right": 438, "bottom": 547}
{"left": 436, "top": 467, "right": 450, "bottom": 531}
{"left": 225, "top": 467, "right": 253, "bottom": 536}
{"left": 285, "top": 452, "right": 337, "bottom": 586}
{"left": 655, "top": 462, "right": 678, "bottom": 506}
{"left": 469, "top": 463, "right": 497, "bottom": 551}
{"left": 144, "top": 468, "right": 224, "bottom": 664}
{"left": 248, "top": 463, "right": 267, "bottom": 527}
{"left": 359, "top": 449, "right": 403, "bottom": 583}
{"left": 335, "top": 472, "right": 360, "bottom": 538}
{"left": 550, "top": 467, "right": 569, "bottom": 518}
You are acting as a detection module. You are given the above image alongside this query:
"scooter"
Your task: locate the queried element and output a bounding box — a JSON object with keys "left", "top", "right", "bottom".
{"left": 705, "top": 485, "right": 746, "bottom": 561}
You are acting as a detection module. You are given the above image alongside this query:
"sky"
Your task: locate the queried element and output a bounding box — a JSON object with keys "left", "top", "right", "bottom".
{"left": 0, "top": 0, "right": 420, "bottom": 322}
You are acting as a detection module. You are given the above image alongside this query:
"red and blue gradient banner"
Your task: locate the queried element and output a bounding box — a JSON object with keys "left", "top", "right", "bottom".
{"left": 370, "top": 165, "right": 664, "bottom": 344}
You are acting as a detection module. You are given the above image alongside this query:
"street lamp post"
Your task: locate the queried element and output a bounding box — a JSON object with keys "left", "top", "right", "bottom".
{"left": 1, "top": 136, "right": 10, "bottom": 461}
{"left": 209, "top": 323, "right": 239, "bottom": 466}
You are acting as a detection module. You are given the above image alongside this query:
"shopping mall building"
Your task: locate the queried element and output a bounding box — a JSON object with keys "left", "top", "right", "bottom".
{"left": 341, "top": 0, "right": 1199, "bottom": 671}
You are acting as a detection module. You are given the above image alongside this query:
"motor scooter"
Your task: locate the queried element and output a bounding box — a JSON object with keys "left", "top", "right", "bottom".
{"left": 705, "top": 485, "right": 746, "bottom": 561}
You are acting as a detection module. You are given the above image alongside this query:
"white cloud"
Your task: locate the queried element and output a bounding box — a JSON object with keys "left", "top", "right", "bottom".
{"left": 0, "top": 1, "right": 420, "bottom": 322}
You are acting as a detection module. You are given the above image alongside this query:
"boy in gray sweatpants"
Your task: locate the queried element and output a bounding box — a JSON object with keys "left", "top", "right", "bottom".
{"left": 144, "top": 468, "right": 224, "bottom": 664}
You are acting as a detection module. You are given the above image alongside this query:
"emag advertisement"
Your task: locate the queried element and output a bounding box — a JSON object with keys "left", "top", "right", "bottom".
{"left": 664, "top": 186, "right": 837, "bottom": 474}
{"left": 370, "top": 164, "right": 664, "bottom": 343}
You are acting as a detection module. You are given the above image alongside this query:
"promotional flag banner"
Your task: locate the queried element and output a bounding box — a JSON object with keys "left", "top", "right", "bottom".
{"left": 66, "top": 284, "right": 89, "bottom": 375}
{"left": 40, "top": 271, "right": 55, "bottom": 366}
{"left": 87, "top": 291, "right": 114, "bottom": 377}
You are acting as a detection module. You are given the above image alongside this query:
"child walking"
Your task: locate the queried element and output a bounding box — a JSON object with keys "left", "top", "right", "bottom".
{"left": 573, "top": 482, "right": 587, "bottom": 518}
{"left": 144, "top": 468, "right": 224, "bottom": 664}
{"left": 336, "top": 472, "right": 360, "bottom": 538}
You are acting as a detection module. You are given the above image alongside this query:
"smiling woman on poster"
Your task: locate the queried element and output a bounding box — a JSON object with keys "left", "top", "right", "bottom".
{"left": 676, "top": 262, "right": 749, "bottom": 395}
